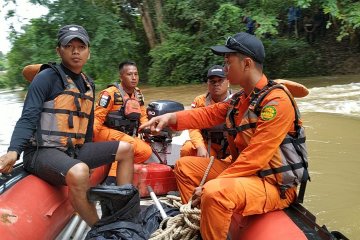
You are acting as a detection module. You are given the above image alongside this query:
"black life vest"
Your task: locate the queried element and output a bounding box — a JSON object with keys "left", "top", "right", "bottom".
{"left": 104, "top": 84, "right": 144, "bottom": 136}
{"left": 200, "top": 90, "right": 233, "bottom": 158}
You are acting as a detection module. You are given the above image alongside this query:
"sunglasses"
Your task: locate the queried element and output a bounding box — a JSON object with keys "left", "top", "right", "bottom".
{"left": 225, "top": 36, "right": 259, "bottom": 63}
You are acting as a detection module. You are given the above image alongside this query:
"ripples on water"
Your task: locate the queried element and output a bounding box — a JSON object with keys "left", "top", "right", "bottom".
{"left": 0, "top": 90, "right": 24, "bottom": 155}
{"left": 297, "top": 82, "right": 360, "bottom": 118}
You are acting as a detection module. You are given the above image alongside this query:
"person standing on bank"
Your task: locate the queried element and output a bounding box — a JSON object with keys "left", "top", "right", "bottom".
{"left": 93, "top": 60, "right": 152, "bottom": 184}
{"left": 180, "top": 65, "right": 231, "bottom": 159}
{"left": 140, "top": 32, "right": 308, "bottom": 239}
{"left": 0, "top": 25, "right": 134, "bottom": 227}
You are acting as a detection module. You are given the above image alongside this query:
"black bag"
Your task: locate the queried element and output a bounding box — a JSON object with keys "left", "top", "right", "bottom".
{"left": 86, "top": 184, "right": 149, "bottom": 240}
{"left": 140, "top": 202, "right": 180, "bottom": 235}
{"left": 85, "top": 184, "right": 181, "bottom": 239}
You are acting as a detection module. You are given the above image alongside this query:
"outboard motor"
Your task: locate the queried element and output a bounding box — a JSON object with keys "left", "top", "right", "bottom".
{"left": 144, "top": 100, "right": 184, "bottom": 165}
{"left": 146, "top": 100, "right": 185, "bottom": 119}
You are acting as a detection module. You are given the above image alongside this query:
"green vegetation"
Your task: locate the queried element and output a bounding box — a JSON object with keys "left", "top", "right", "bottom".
{"left": 1, "top": 0, "right": 360, "bottom": 88}
{"left": 0, "top": 52, "right": 7, "bottom": 88}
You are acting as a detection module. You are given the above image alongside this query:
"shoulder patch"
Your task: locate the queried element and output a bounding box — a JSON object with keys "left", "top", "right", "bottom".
{"left": 260, "top": 106, "right": 277, "bottom": 121}
{"left": 98, "top": 92, "right": 111, "bottom": 108}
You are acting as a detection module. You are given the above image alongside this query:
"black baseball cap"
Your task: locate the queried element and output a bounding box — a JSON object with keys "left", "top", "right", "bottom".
{"left": 207, "top": 65, "right": 226, "bottom": 78}
{"left": 57, "top": 24, "right": 90, "bottom": 46}
{"left": 210, "top": 32, "right": 265, "bottom": 64}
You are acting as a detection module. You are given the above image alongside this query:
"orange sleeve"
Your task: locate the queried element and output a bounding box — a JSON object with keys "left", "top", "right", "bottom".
{"left": 189, "top": 95, "right": 206, "bottom": 148}
{"left": 93, "top": 88, "right": 114, "bottom": 136}
{"left": 189, "top": 129, "right": 205, "bottom": 148}
{"left": 218, "top": 89, "right": 295, "bottom": 178}
{"left": 174, "top": 101, "right": 228, "bottom": 131}
{"left": 139, "top": 104, "right": 148, "bottom": 125}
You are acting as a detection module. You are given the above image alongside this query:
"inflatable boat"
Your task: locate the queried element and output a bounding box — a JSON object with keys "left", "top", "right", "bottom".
{"left": 0, "top": 163, "right": 110, "bottom": 240}
{"left": 0, "top": 100, "right": 348, "bottom": 240}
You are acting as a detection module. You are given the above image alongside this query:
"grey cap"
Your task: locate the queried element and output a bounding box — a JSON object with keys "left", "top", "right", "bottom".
{"left": 57, "top": 24, "right": 90, "bottom": 46}
{"left": 210, "top": 32, "right": 265, "bottom": 64}
{"left": 207, "top": 65, "right": 226, "bottom": 78}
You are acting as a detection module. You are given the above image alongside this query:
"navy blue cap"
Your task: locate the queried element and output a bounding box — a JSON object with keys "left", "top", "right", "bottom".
{"left": 207, "top": 65, "right": 226, "bottom": 78}
{"left": 210, "top": 32, "right": 265, "bottom": 64}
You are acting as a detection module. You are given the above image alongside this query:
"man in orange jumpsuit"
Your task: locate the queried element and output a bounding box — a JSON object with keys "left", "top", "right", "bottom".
{"left": 94, "top": 60, "right": 152, "bottom": 183}
{"left": 180, "top": 65, "right": 307, "bottom": 161}
{"left": 180, "top": 65, "right": 231, "bottom": 159}
{"left": 140, "top": 32, "right": 309, "bottom": 239}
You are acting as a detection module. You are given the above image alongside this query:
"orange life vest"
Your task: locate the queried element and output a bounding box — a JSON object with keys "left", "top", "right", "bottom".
{"left": 104, "top": 83, "right": 144, "bottom": 136}
{"left": 225, "top": 80, "right": 309, "bottom": 201}
{"left": 30, "top": 63, "right": 94, "bottom": 151}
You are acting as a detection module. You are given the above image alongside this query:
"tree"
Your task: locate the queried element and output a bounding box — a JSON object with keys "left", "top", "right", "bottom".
{"left": 6, "top": 19, "right": 57, "bottom": 88}
{"left": 148, "top": 2, "right": 243, "bottom": 86}
{"left": 295, "top": 0, "right": 360, "bottom": 41}
{"left": 0, "top": 52, "right": 7, "bottom": 72}
{"left": 4, "top": 0, "right": 140, "bottom": 87}
{"left": 2, "top": 0, "right": 360, "bottom": 88}
{"left": 92, "top": 0, "right": 164, "bottom": 49}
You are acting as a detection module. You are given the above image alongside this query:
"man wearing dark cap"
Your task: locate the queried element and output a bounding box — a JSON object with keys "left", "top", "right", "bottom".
{"left": 180, "top": 65, "right": 231, "bottom": 159}
{"left": 140, "top": 32, "right": 309, "bottom": 239}
{"left": 0, "top": 24, "right": 134, "bottom": 227}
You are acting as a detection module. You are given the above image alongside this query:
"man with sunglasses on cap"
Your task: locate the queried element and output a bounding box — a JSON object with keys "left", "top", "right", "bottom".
{"left": 140, "top": 32, "right": 309, "bottom": 239}
{"left": 0, "top": 24, "right": 134, "bottom": 227}
{"left": 180, "top": 65, "right": 231, "bottom": 160}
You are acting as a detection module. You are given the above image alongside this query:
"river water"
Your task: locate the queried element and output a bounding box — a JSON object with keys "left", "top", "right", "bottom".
{"left": 0, "top": 75, "right": 359, "bottom": 239}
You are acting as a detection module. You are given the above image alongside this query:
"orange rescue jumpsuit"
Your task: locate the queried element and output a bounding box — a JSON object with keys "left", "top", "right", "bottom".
{"left": 180, "top": 93, "right": 229, "bottom": 158}
{"left": 173, "top": 75, "right": 298, "bottom": 240}
{"left": 94, "top": 85, "right": 152, "bottom": 177}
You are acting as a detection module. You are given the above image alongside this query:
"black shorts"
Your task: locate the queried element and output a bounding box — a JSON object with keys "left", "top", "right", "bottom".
{"left": 23, "top": 141, "right": 119, "bottom": 185}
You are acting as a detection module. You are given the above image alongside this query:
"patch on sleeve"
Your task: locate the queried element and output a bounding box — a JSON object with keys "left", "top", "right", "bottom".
{"left": 98, "top": 92, "right": 111, "bottom": 108}
{"left": 260, "top": 106, "right": 277, "bottom": 121}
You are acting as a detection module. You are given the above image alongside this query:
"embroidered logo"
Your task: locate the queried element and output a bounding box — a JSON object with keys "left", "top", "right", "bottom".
{"left": 260, "top": 106, "right": 277, "bottom": 121}
{"left": 69, "top": 27, "right": 79, "bottom": 31}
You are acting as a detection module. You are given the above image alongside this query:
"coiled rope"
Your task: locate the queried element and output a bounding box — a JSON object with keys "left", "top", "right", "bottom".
{"left": 149, "top": 156, "right": 215, "bottom": 240}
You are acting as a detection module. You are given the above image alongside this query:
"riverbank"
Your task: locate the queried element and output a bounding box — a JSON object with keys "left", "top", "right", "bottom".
{"left": 312, "top": 33, "right": 360, "bottom": 75}
{"left": 1, "top": 30, "right": 359, "bottom": 89}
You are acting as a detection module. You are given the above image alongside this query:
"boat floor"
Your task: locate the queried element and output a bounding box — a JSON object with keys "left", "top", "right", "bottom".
{"left": 55, "top": 197, "right": 158, "bottom": 239}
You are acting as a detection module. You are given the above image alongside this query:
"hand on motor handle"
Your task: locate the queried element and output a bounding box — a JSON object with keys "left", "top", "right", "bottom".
{"left": 197, "top": 146, "right": 209, "bottom": 158}
{"left": 0, "top": 151, "right": 18, "bottom": 174}
{"left": 139, "top": 113, "right": 177, "bottom": 133}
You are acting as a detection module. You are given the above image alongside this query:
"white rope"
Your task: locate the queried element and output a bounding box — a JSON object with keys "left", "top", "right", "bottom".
{"left": 149, "top": 196, "right": 200, "bottom": 240}
{"left": 149, "top": 156, "right": 216, "bottom": 240}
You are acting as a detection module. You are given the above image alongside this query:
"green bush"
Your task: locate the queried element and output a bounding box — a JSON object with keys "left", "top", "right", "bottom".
{"left": 148, "top": 32, "right": 221, "bottom": 86}
{"left": 264, "top": 38, "right": 323, "bottom": 78}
